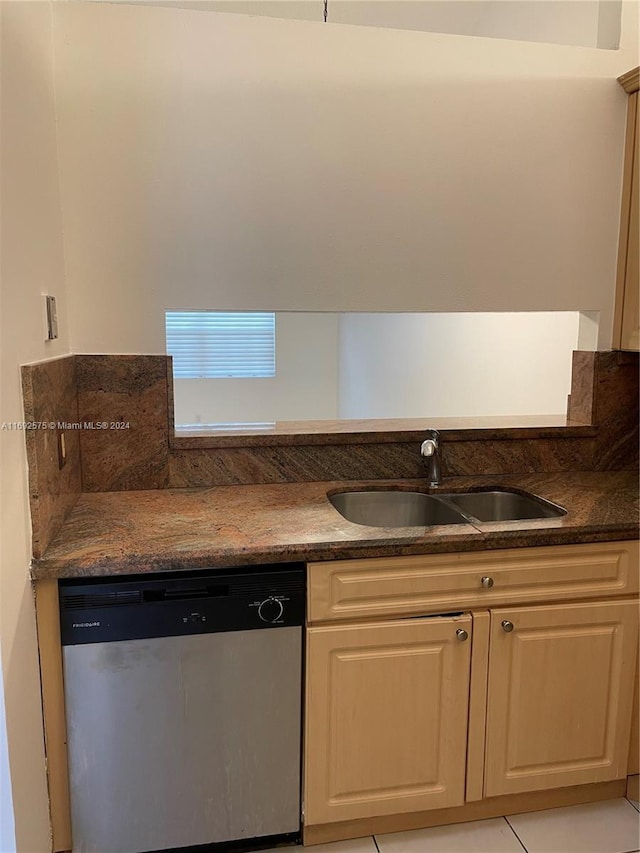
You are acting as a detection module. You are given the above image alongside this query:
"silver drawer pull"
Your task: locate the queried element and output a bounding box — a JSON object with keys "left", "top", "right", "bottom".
{"left": 481, "top": 576, "right": 494, "bottom": 588}
{"left": 456, "top": 629, "right": 469, "bottom": 642}
{"left": 501, "top": 620, "right": 514, "bottom": 633}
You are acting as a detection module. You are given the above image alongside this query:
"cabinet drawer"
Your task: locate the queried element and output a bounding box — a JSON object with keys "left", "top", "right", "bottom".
{"left": 308, "top": 541, "right": 639, "bottom": 623}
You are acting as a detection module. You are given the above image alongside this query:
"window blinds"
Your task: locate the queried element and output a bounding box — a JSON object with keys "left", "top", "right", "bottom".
{"left": 166, "top": 312, "right": 276, "bottom": 379}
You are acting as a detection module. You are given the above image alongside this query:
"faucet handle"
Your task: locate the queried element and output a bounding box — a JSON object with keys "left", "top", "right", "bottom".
{"left": 421, "top": 429, "right": 439, "bottom": 458}
{"left": 421, "top": 439, "right": 436, "bottom": 457}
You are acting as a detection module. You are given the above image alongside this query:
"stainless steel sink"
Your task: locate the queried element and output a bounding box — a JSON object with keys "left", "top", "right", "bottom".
{"left": 328, "top": 491, "right": 468, "bottom": 528}
{"left": 328, "top": 488, "right": 566, "bottom": 527}
{"left": 441, "top": 490, "right": 566, "bottom": 522}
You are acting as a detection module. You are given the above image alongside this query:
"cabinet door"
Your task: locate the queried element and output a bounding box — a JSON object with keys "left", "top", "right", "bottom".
{"left": 304, "top": 614, "right": 471, "bottom": 825}
{"left": 484, "top": 600, "right": 638, "bottom": 797}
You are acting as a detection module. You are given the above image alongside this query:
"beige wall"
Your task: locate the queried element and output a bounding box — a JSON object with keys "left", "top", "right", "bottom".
{"left": 53, "top": 1, "right": 638, "bottom": 355}
{"left": 0, "top": 3, "right": 71, "bottom": 849}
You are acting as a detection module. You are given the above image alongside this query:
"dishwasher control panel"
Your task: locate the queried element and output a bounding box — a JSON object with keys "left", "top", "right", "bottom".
{"left": 59, "top": 563, "right": 306, "bottom": 645}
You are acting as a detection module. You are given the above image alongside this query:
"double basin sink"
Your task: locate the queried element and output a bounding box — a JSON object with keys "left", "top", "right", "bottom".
{"left": 328, "top": 488, "right": 566, "bottom": 528}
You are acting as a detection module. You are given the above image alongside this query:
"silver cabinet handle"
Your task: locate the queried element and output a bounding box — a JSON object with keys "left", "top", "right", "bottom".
{"left": 481, "top": 576, "right": 494, "bottom": 588}
{"left": 456, "top": 629, "right": 469, "bottom": 642}
{"left": 501, "top": 620, "right": 514, "bottom": 633}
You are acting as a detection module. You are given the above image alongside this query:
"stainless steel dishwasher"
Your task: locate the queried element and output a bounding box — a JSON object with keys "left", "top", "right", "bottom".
{"left": 59, "top": 564, "right": 305, "bottom": 853}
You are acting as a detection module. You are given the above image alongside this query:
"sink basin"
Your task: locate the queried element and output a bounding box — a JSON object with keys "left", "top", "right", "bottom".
{"left": 328, "top": 488, "right": 566, "bottom": 528}
{"left": 441, "top": 490, "right": 566, "bottom": 522}
{"left": 328, "top": 491, "right": 468, "bottom": 528}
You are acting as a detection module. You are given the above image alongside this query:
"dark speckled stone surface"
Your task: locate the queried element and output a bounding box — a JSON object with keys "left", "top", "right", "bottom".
{"left": 22, "top": 356, "right": 82, "bottom": 558}
{"left": 592, "top": 351, "right": 639, "bottom": 470}
{"left": 31, "top": 471, "right": 639, "bottom": 579}
{"left": 21, "top": 351, "right": 639, "bottom": 569}
{"left": 76, "top": 355, "right": 171, "bottom": 491}
{"left": 567, "top": 351, "right": 597, "bottom": 425}
{"left": 167, "top": 436, "right": 600, "bottom": 486}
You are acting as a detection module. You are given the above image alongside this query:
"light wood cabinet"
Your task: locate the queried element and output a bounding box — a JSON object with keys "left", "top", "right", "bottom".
{"left": 613, "top": 67, "right": 639, "bottom": 351}
{"left": 304, "top": 614, "right": 472, "bottom": 825}
{"left": 308, "top": 542, "right": 639, "bottom": 623}
{"left": 305, "top": 542, "right": 639, "bottom": 842}
{"left": 484, "top": 600, "right": 638, "bottom": 797}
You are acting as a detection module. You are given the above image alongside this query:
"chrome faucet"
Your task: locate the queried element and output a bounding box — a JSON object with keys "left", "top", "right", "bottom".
{"left": 420, "top": 429, "right": 441, "bottom": 487}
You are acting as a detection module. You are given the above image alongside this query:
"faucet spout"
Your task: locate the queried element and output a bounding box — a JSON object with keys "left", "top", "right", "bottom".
{"left": 420, "top": 429, "right": 441, "bottom": 487}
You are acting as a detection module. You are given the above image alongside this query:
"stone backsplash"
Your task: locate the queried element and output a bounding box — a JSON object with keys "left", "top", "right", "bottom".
{"left": 21, "top": 356, "right": 82, "bottom": 558}
{"left": 22, "top": 350, "right": 639, "bottom": 554}
{"left": 76, "top": 355, "right": 170, "bottom": 491}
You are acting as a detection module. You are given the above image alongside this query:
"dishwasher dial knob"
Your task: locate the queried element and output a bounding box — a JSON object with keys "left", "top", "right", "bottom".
{"left": 258, "top": 597, "right": 284, "bottom": 623}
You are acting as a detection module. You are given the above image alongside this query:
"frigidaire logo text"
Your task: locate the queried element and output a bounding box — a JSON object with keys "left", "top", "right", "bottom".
{"left": 72, "top": 621, "right": 101, "bottom": 628}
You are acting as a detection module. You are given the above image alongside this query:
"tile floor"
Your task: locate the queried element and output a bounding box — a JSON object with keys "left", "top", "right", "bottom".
{"left": 266, "top": 797, "right": 640, "bottom": 853}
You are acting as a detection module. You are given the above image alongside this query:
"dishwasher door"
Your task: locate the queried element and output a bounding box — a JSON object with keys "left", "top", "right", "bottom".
{"left": 63, "top": 626, "right": 302, "bottom": 853}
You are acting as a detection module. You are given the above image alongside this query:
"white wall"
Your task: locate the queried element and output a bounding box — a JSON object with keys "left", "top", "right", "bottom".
{"left": 338, "top": 312, "right": 580, "bottom": 418}
{"left": 174, "top": 312, "right": 339, "bottom": 424}
{"left": 52, "top": 1, "right": 638, "bottom": 356}
{"left": 111, "top": 0, "right": 326, "bottom": 23}
{"left": 329, "top": 0, "right": 612, "bottom": 48}
{"left": 0, "top": 3, "right": 71, "bottom": 849}
{"left": 96, "top": 0, "right": 622, "bottom": 49}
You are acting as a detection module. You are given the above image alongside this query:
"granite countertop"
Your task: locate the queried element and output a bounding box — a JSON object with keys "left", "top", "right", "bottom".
{"left": 31, "top": 471, "right": 639, "bottom": 580}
